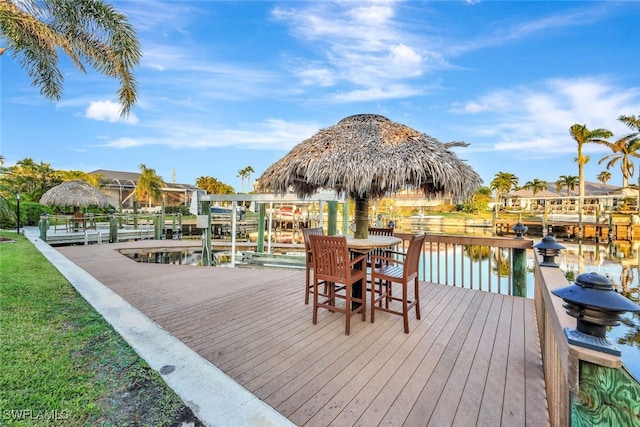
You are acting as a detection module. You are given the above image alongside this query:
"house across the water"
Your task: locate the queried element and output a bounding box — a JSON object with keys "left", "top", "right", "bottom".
{"left": 502, "top": 181, "right": 636, "bottom": 213}
{"left": 90, "top": 169, "right": 198, "bottom": 210}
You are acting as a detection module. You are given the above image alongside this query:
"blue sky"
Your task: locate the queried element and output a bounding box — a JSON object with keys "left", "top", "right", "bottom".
{"left": 2, "top": 0, "right": 639, "bottom": 193}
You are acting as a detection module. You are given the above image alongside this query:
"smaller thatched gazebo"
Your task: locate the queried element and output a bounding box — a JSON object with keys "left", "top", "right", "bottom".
{"left": 40, "top": 180, "right": 110, "bottom": 211}
{"left": 258, "top": 114, "right": 483, "bottom": 238}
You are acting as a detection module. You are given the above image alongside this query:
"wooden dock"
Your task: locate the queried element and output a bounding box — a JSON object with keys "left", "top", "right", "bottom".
{"left": 57, "top": 240, "right": 549, "bottom": 426}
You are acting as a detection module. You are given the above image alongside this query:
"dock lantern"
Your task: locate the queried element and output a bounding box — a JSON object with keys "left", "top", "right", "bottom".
{"left": 533, "top": 235, "right": 565, "bottom": 267}
{"left": 552, "top": 272, "right": 640, "bottom": 356}
{"left": 512, "top": 222, "right": 528, "bottom": 239}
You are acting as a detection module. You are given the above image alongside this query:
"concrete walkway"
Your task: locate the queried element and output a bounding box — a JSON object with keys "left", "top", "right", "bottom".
{"left": 23, "top": 228, "right": 294, "bottom": 427}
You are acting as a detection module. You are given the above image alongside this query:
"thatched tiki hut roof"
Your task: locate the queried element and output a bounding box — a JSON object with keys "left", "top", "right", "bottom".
{"left": 40, "top": 180, "right": 110, "bottom": 209}
{"left": 258, "top": 114, "right": 483, "bottom": 238}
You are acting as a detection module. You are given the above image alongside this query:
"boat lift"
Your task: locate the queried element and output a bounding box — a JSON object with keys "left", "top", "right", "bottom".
{"left": 192, "top": 191, "right": 347, "bottom": 267}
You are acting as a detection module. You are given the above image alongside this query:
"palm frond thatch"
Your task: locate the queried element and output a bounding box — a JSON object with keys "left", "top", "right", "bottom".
{"left": 39, "top": 180, "right": 109, "bottom": 208}
{"left": 258, "top": 114, "right": 482, "bottom": 200}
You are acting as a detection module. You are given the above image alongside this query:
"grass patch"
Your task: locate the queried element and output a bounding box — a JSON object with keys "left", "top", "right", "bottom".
{"left": 0, "top": 232, "right": 203, "bottom": 426}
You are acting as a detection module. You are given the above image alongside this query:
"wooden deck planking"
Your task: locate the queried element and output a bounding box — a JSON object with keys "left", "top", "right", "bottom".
{"left": 415, "top": 291, "right": 495, "bottom": 426}
{"left": 502, "top": 297, "right": 527, "bottom": 426}
{"left": 376, "top": 289, "right": 479, "bottom": 426}
{"left": 57, "top": 240, "right": 549, "bottom": 426}
{"left": 345, "top": 284, "right": 461, "bottom": 426}
{"left": 476, "top": 295, "right": 513, "bottom": 426}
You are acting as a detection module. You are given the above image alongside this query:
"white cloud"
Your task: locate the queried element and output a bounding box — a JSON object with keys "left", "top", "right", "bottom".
{"left": 101, "top": 119, "right": 320, "bottom": 151}
{"left": 101, "top": 137, "right": 145, "bottom": 148}
{"left": 273, "top": 2, "right": 434, "bottom": 96}
{"left": 85, "top": 100, "right": 139, "bottom": 124}
{"left": 331, "top": 84, "right": 421, "bottom": 102}
{"left": 451, "top": 77, "right": 640, "bottom": 156}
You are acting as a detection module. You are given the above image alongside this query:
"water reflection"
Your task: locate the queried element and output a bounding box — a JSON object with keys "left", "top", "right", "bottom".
{"left": 558, "top": 242, "right": 640, "bottom": 381}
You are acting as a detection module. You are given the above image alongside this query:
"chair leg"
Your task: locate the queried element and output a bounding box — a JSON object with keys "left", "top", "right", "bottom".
{"left": 370, "top": 277, "right": 376, "bottom": 324}
{"left": 312, "top": 280, "right": 319, "bottom": 325}
{"left": 345, "top": 284, "right": 351, "bottom": 335}
{"left": 360, "top": 279, "right": 366, "bottom": 322}
{"left": 305, "top": 267, "right": 311, "bottom": 304}
{"left": 402, "top": 283, "right": 409, "bottom": 334}
{"left": 414, "top": 277, "right": 421, "bottom": 320}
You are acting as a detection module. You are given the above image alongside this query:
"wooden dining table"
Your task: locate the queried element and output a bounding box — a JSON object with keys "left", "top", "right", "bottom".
{"left": 345, "top": 235, "right": 402, "bottom": 253}
{"left": 345, "top": 235, "right": 402, "bottom": 307}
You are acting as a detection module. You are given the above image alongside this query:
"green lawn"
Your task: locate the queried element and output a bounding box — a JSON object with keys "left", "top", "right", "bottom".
{"left": 0, "top": 232, "right": 202, "bottom": 426}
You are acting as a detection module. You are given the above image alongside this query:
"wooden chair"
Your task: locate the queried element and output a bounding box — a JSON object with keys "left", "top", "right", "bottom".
{"left": 367, "top": 227, "right": 395, "bottom": 270}
{"left": 303, "top": 227, "right": 324, "bottom": 304}
{"left": 309, "top": 234, "right": 367, "bottom": 335}
{"left": 370, "top": 233, "right": 426, "bottom": 333}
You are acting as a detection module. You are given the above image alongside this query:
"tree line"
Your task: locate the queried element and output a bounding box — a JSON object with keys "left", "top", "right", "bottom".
{"left": 487, "top": 115, "right": 640, "bottom": 208}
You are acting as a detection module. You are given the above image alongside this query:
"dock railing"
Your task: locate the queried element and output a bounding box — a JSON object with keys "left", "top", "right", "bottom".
{"left": 39, "top": 212, "right": 187, "bottom": 244}
{"left": 534, "top": 249, "right": 640, "bottom": 426}
{"left": 395, "top": 232, "right": 533, "bottom": 296}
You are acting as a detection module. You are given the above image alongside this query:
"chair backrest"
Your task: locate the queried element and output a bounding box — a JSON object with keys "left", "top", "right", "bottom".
{"left": 368, "top": 227, "right": 395, "bottom": 260}
{"left": 303, "top": 227, "right": 324, "bottom": 263}
{"left": 303, "top": 227, "right": 324, "bottom": 252}
{"left": 309, "top": 234, "right": 351, "bottom": 283}
{"left": 404, "top": 234, "right": 426, "bottom": 279}
{"left": 368, "top": 227, "right": 394, "bottom": 236}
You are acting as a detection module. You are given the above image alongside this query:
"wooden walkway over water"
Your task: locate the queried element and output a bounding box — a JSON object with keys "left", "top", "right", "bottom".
{"left": 58, "top": 240, "right": 549, "bottom": 426}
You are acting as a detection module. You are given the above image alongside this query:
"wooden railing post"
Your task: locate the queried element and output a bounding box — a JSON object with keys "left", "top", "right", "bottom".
{"left": 257, "top": 203, "right": 265, "bottom": 253}
{"left": 39, "top": 215, "right": 48, "bottom": 241}
{"left": 512, "top": 247, "right": 527, "bottom": 297}
{"left": 201, "top": 200, "right": 211, "bottom": 266}
{"left": 109, "top": 214, "right": 118, "bottom": 243}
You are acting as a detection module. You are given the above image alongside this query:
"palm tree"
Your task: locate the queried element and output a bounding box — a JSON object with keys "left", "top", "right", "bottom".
{"left": 570, "top": 123, "right": 613, "bottom": 210}
{"left": 555, "top": 174, "right": 579, "bottom": 214}
{"left": 0, "top": 0, "right": 141, "bottom": 116}
{"left": 489, "top": 172, "right": 519, "bottom": 211}
{"left": 596, "top": 170, "right": 612, "bottom": 185}
{"left": 618, "top": 114, "right": 640, "bottom": 135}
{"left": 555, "top": 175, "right": 579, "bottom": 195}
{"left": 598, "top": 114, "right": 640, "bottom": 187}
{"left": 523, "top": 178, "right": 548, "bottom": 195}
{"left": 523, "top": 178, "right": 548, "bottom": 212}
{"left": 135, "top": 164, "right": 164, "bottom": 208}
{"left": 243, "top": 166, "right": 255, "bottom": 192}
{"left": 597, "top": 140, "right": 640, "bottom": 187}
{"left": 237, "top": 166, "right": 254, "bottom": 193}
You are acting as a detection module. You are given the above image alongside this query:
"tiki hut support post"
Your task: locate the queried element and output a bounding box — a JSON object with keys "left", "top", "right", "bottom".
{"left": 328, "top": 201, "right": 338, "bottom": 236}
{"left": 354, "top": 197, "right": 369, "bottom": 239}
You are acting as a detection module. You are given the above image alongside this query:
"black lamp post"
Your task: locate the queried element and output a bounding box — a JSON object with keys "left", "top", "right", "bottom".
{"left": 533, "top": 235, "right": 565, "bottom": 267}
{"left": 512, "top": 222, "right": 528, "bottom": 239}
{"left": 552, "top": 272, "right": 640, "bottom": 355}
{"left": 16, "top": 192, "right": 20, "bottom": 235}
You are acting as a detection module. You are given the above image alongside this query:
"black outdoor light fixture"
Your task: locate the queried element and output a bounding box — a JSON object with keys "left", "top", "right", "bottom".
{"left": 533, "top": 235, "right": 565, "bottom": 267}
{"left": 512, "top": 222, "right": 528, "bottom": 239}
{"left": 552, "top": 272, "right": 640, "bottom": 356}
